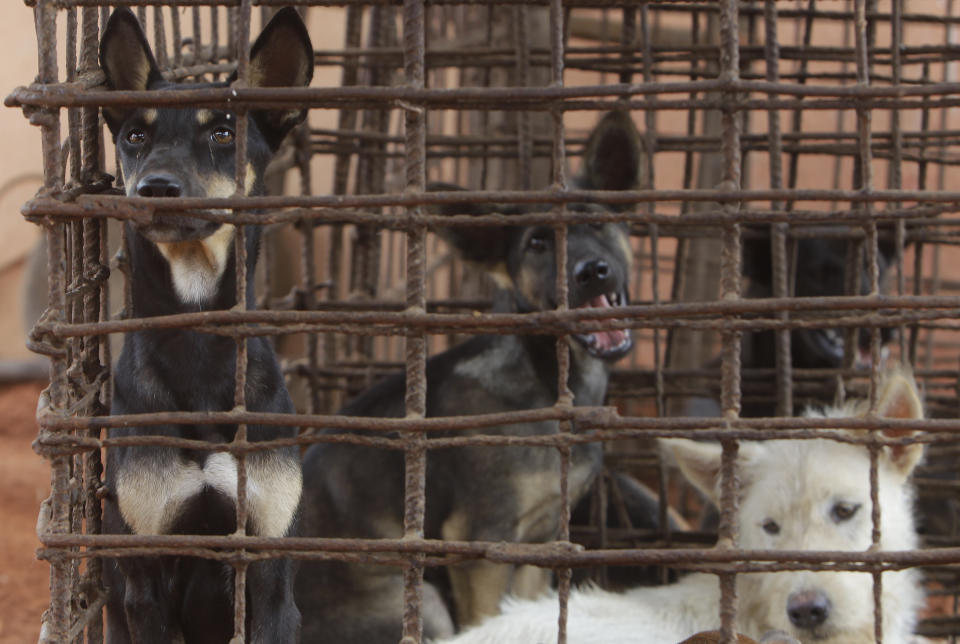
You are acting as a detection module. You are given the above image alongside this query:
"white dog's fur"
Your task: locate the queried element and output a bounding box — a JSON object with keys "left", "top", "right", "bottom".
{"left": 441, "top": 369, "right": 926, "bottom": 644}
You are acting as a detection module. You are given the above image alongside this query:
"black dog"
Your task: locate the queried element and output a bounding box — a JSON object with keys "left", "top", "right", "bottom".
{"left": 295, "top": 114, "right": 639, "bottom": 642}
{"left": 685, "top": 229, "right": 899, "bottom": 419}
{"left": 99, "top": 8, "right": 312, "bottom": 643}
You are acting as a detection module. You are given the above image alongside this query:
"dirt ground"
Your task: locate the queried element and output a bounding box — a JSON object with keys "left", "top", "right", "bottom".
{"left": 0, "top": 382, "right": 49, "bottom": 644}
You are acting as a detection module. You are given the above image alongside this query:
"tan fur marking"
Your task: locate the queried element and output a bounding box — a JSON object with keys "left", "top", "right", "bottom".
{"left": 487, "top": 262, "right": 514, "bottom": 289}
{"left": 245, "top": 162, "right": 257, "bottom": 195}
{"left": 203, "top": 165, "right": 256, "bottom": 198}
{"left": 204, "top": 175, "right": 237, "bottom": 199}
{"left": 517, "top": 265, "right": 543, "bottom": 309}
{"left": 142, "top": 109, "right": 158, "bottom": 125}
{"left": 613, "top": 228, "right": 634, "bottom": 271}
{"left": 441, "top": 510, "right": 470, "bottom": 542}
{"left": 449, "top": 562, "right": 515, "bottom": 627}
{"left": 195, "top": 109, "right": 213, "bottom": 125}
{"left": 117, "top": 459, "right": 206, "bottom": 535}
{"left": 132, "top": 56, "right": 152, "bottom": 92}
{"left": 247, "top": 454, "right": 303, "bottom": 537}
{"left": 156, "top": 224, "right": 236, "bottom": 303}
{"left": 510, "top": 566, "right": 552, "bottom": 599}
{"left": 116, "top": 452, "right": 301, "bottom": 537}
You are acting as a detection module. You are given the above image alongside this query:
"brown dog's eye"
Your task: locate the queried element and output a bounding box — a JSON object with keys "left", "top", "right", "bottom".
{"left": 211, "top": 127, "right": 234, "bottom": 145}
{"left": 527, "top": 234, "right": 548, "bottom": 252}
{"left": 126, "top": 129, "right": 146, "bottom": 145}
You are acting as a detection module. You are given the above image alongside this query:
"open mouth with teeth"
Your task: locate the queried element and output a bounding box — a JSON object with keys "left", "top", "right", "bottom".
{"left": 802, "top": 328, "right": 888, "bottom": 369}
{"left": 573, "top": 290, "right": 633, "bottom": 360}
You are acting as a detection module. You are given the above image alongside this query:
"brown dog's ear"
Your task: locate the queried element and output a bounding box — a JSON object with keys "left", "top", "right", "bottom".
{"left": 581, "top": 110, "right": 643, "bottom": 192}
{"left": 99, "top": 8, "right": 164, "bottom": 136}
{"left": 236, "top": 8, "right": 314, "bottom": 151}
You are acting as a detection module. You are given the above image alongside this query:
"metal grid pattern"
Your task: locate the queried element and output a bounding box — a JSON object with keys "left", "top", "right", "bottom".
{"left": 8, "top": 1, "right": 960, "bottom": 642}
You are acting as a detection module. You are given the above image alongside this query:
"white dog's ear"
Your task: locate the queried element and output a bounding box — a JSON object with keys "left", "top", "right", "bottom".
{"left": 662, "top": 439, "right": 762, "bottom": 504}
{"left": 875, "top": 369, "right": 925, "bottom": 479}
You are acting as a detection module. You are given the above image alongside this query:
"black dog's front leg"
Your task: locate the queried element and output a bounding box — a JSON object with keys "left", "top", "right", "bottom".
{"left": 246, "top": 557, "right": 300, "bottom": 644}
{"left": 119, "top": 556, "right": 184, "bottom": 644}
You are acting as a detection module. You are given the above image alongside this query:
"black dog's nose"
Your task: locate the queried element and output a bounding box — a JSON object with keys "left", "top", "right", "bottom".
{"left": 787, "top": 590, "right": 831, "bottom": 629}
{"left": 575, "top": 259, "right": 610, "bottom": 285}
{"left": 137, "top": 174, "right": 183, "bottom": 198}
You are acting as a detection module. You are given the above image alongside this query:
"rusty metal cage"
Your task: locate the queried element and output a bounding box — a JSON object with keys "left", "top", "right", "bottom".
{"left": 9, "top": 0, "right": 960, "bottom": 642}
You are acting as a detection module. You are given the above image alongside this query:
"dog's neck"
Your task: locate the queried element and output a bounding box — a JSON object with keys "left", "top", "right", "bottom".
{"left": 491, "top": 289, "right": 611, "bottom": 406}
{"left": 516, "top": 333, "right": 610, "bottom": 407}
{"left": 124, "top": 221, "right": 260, "bottom": 318}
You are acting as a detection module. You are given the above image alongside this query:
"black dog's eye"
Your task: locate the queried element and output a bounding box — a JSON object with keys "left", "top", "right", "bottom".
{"left": 762, "top": 519, "right": 780, "bottom": 535}
{"left": 831, "top": 502, "right": 860, "bottom": 523}
{"left": 527, "top": 233, "right": 548, "bottom": 252}
{"left": 211, "top": 127, "right": 235, "bottom": 145}
{"left": 125, "top": 128, "right": 146, "bottom": 145}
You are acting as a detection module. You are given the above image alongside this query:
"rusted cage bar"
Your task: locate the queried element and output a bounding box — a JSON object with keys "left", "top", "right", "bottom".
{"left": 9, "top": 1, "right": 960, "bottom": 643}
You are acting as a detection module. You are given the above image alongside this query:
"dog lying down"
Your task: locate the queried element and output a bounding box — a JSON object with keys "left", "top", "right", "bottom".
{"left": 440, "top": 368, "right": 925, "bottom": 644}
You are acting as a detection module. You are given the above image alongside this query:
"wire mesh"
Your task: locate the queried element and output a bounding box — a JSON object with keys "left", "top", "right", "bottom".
{"left": 9, "top": 0, "right": 960, "bottom": 642}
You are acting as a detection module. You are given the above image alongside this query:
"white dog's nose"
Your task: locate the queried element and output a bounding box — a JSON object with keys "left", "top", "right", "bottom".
{"left": 787, "top": 590, "right": 832, "bottom": 629}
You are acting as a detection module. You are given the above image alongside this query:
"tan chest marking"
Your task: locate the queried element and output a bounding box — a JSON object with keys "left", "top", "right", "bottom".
{"left": 116, "top": 452, "right": 302, "bottom": 537}
{"left": 156, "top": 224, "right": 236, "bottom": 304}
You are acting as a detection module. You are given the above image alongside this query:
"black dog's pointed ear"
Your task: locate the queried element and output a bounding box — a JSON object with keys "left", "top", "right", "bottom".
{"left": 99, "top": 8, "right": 164, "bottom": 136}
{"left": 581, "top": 110, "right": 644, "bottom": 191}
{"left": 426, "top": 182, "right": 517, "bottom": 269}
{"left": 234, "top": 8, "right": 314, "bottom": 151}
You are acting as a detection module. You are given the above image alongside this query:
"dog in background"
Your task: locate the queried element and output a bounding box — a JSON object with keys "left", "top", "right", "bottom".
{"left": 703, "top": 229, "right": 900, "bottom": 418}
{"left": 295, "top": 112, "right": 640, "bottom": 642}
{"left": 442, "top": 367, "right": 925, "bottom": 644}
{"left": 99, "top": 8, "right": 312, "bottom": 642}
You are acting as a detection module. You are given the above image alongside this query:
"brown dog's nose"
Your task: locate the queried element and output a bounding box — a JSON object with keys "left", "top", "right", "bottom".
{"left": 137, "top": 173, "right": 183, "bottom": 198}
{"left": 574, "top": 258, "right": 610, "bottom": 285}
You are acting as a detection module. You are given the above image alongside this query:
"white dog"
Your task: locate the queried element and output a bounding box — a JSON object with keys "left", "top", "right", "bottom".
{"left": 441, "top": 369, "right": 926, "bottom": 644}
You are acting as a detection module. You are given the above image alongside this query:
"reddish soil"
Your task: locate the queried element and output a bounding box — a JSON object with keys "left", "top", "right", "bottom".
{"left": 0, "top": 382, "right": 49, "bottom": 644}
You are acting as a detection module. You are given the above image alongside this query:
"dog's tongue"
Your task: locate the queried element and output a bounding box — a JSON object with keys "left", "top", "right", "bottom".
{"left": 583, "top": 294, "right": 628, "bottom": 352}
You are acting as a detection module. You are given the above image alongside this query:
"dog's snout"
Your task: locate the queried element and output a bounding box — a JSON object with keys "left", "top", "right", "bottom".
{"left": 137, "top": 173, "right": 183, "bottom": 198}
{"left": 786, "top": 590, "right": 831, "bottom": 629}
{"left": 574, "top": 259, "right": 610, "bottom": 285}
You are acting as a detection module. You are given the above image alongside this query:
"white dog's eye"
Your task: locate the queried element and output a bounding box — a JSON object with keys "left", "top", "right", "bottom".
{"left": 831, "top": 502, "right": 860, "bottom": 523}
{"left": 762, "top": 518, "right": 780, "bottom": 535}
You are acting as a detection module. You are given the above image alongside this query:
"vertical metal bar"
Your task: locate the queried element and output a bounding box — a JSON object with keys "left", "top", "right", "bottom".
{"left": 192, "top": 7, "right": 203, "bottom": 78}
{"left": 231, "top": 4, "right": 253, "bottom": 642}
{"left": 401, "top": 0, "right": 428, "bottom": 639}
{"left": 152, "top": 6, "right": 168, "bottom": 69}
{"left": 80, "top": 5, "right": 105, "bottom": 640}
{"left": 853, "top": 2, "right": 882, "bottom": 641}
{"left": 514, "top": 5, "right": 532, "bottom": 190}
{"left": 784, "top": 0, "right": 816, "bottom": 213}
{"left": 171, "top": 8, "right": 182, "bottom": 69}
{"left": 927, "top": 0, "right": 953, "bottom": 372}
{"left": 764, "top": 0, "right": 792, "bottom": 417}
{"left": 322, "top": 6, "right": 363, "bottom": 413}
{"left": 718, "top": 1, "right": 742, "bottom": 642}
{"left": 33, "top": 0, "right": 69, "bottom": 641}
{"left": 64, "top": 13, "right": 86, "bottom": 641}
{"left": 547, "top": 1, "right": 571, "bottom": 643}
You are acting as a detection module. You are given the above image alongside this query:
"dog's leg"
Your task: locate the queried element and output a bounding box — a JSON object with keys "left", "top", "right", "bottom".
{"left": 509, "top": 565, "right": 552, "bottom": 599}
{"left": 247, "top": 557, "right": 300, "bottom": 644}
{"left": 119, "top": 556, "right": 185, "bottom": 644}
{"left": 448, "top": 561, "right": 515, "bottom": 627}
